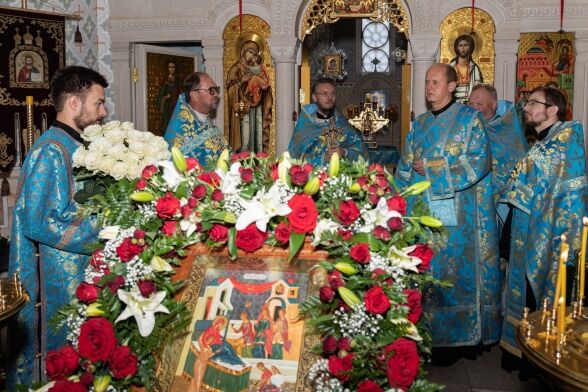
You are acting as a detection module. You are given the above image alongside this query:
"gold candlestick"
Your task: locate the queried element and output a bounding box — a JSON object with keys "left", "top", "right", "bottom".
{"left": 579, "top": 217, "right": 588, "bottom": 308}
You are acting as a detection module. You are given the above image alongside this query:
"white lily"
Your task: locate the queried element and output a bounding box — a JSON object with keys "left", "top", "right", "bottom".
{"left": 387, "top": 244, "right": 421, "bottom": 272}
{"left": 98, "top": 225, "right": 121, "bottom": 240}
{"left": 311, "top": 218, "right": 341, "bottom": 246}
{"left": 180, "top": 210, "right": 201, "bottom": 237}
{"left": 277, "top": 151, "right": 292, "bottom": 185}
{"left": 235, "top": 183, "right": 292, "bottom": 232}
{"left": 150, "top": 255, "right": 174, "bottom": 272}
{"left": 403, "top": 322, "right": 423, "bottom": 341}
{"left": 30, "top": 382, "right": 55, "bottom": 392}
{"left": 158, "top": 160, "right": 184, "bottom": 190}
{"left": 218, "top": 162, "right": 242, "bottom": 196}
{"left": 115, "top": 286, "right": 170, "bottom": 337}
{"left": 360, "top": 197, "right": 402, "bottom": 233}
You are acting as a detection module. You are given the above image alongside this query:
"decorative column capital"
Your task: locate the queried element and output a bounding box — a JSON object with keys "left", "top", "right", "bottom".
{"left": 409, "top": 33, "right": 441, "bottom": 62}
{"left": 268, "top": 36, "right": 299, "bottom": 63}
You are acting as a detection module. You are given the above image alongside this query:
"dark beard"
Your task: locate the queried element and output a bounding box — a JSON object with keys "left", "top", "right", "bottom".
{"left": 316, "top": 108, "right": 334, "bottom": 119}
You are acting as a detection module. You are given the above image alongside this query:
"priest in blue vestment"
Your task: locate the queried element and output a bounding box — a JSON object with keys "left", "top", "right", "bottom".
{"left": 164, "top": 72, "right": 227, "bottom": 166}
{"left": 288, "top": 79, "right": 366, "bottom": 166}
{"left": 500, "top": 86, "right": 588, "bottom": 356}
{"left": 395, "top": 64, "right": 502, "bottom": 347}
{"left": 8, "top": 66, "right": 107, "bottom": 386}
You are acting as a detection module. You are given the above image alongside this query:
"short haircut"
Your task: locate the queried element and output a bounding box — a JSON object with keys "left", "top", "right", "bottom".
{"left": 182, "top": 72, "right": 209, "bottom": 103}
{"left": 312, "top": 78, "right": 336, "bottom": 94}
{"left": 454, "top": 34, "right": 476, "bottom": 58}
{"left": 531, "top": 86, "right": 567, "bottom": 121}
{"left": 435, "top": 63, "right": 458, "bottom": 84}
{"left": 50, "top": 66, "right": 108, "bottom": 112}
{"left": 471, "top": 84, "right": 497, "bottom": 101}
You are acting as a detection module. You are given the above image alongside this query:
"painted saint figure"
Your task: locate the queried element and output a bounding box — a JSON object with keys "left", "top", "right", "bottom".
{"left": 449, "top": 35, "right": 483, "bottom": 103}
{"left": 231, "top": 311, "right": 256, "bottom": 357}
{"left": 156, "top": 61, "right": 181, "bottom": 132}
{"left": 227, "top": 39, "right": 272, "bottom": 153}
{"left": 270, "top": 308, "right": 291, "bottom": 360}
{"left": 253, "top": 304, "right": 273, "bottom": 358}
{"left": 17, "top": 54, "right": 41, "bottom": 83}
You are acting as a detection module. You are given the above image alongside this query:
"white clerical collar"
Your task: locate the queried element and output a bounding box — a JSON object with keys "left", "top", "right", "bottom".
{"left": 189, "top": 105, "right": 209, "bottom": 123}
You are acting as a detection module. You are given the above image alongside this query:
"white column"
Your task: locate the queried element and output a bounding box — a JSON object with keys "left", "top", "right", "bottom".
{"left": 494, "top": 32, "right": 519, "bottom": 102}
{"left": 201, "top": 37, "right": 225, "bottom": 133}
{"left": 268, "top": 36, "right": 298, "bottom": 156}
{"left": 111, "top": 43, "right": 132, "bottom": 122}
{"left": 572, "top": 32, "right": 588, "bottom": 162}
{"left": 409, "top": 34, "right": 441, "bottom": 116}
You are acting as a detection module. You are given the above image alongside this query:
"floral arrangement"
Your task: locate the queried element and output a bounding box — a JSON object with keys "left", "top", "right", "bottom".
{"left": 35, "top": 131, "right": 445, "bottom": 391}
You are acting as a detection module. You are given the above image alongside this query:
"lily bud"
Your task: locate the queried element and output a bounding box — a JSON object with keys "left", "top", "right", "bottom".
{"left": 93, "top": 374, "right": 111, "bottom": 392}
{"left": 171, "top": 147, "right": 187, "bottom": 172}
{"left": 403, "top": 181, "right": 431, "bottom": 196}
{"left": 216, "top": 149, "right": 230, "bottom": 173}
{"left": 420, "top": 215, "right": 443, "bottom": 228}
{"left": 348, "top": 182, "right": 361, "bottom": 193}
{"left": 150, "top": 255, "right": 174, "bottom": 272}
{"left": 303, "top": 177, "right": 320, "bottom": 195}
{"left": 338, "top": 286, "right": 361, "bottom": 308}
{"left": 334, "top": 262, "right": 358, "bottom": 276}
{"left": 278, "top": 152, "right": 292, "bottom": 185}
{"left": 224, "top": 211, "right": 237, "bottom": 224}
{"left": 328, "top": 151, "right": 340, "bottom": 177}
{"left": 130, "top": 191, "right": 154, "bottom": 202}
{"left": 85, "top": 302, "right": 105, "bottom": 317}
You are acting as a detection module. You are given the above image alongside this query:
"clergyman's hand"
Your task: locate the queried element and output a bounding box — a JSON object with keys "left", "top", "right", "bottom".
{"left": 413, "top": 160, "right": 425, "bottom": 176}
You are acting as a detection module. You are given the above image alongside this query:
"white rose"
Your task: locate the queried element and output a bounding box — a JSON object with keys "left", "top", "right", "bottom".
{"left": 83, "top": 150, "right": 103, "bottom": 172}
{"left": 148, "top": 136, "right": 169, "bottom": 150}
{"left": 72, "top": 147, "right": 87, "bottom": 168}
{"left": 157, "top": 149, "right": 172, "bottom": 161}
{"left": 108, "top": 143, "right": 128, "bottom": 159}
{"left": 125, "top": 151, "right": 140, "bottom": 164}
{"left": 98, "top": 155, "right": 116, "bottom": 173}
{"left": 109, "top": 161, "right": 128, "bottom": 180}
{"left": 81, "top": 124, "right": 103, "bottom": 142}
{"left": 101, "top": 120, "right": 121, "bottom": 131}
{"left": 103, "top": 129, "right": 126, "bottom": 144}
{"left": 128, "top": 140, "right": 147, "bottom": 155}
{"left": 126, "top": 129, "right": 146, "bottom": 142}
{"left": 88, "top": 137, "right": 113, "bottom": 153}
{"left": 120, "top": 121, "right": 135, "bottom": 131}
{"left": 126, "top": 164, "right": 144, "bottom": 180}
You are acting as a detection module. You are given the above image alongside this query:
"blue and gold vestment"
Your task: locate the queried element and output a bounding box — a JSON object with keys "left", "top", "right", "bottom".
{"left": 500, "top": 121, "right": 588, "bottom": 356}
{"left": 8, "top": 125, "right": 100, "bottom": 386}
{"left": 395, "top": 102, "right": 502, "bottom": 346}
{"left": 288, "top": 104, "right": 367, "bottom": 166}
{"left": 164, "top": 93, "right": 228, "bottom": 165}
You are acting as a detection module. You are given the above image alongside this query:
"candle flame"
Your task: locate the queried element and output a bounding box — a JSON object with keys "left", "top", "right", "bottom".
{"left": 561, "top": 234, "right": 567, "bottom": 242}
{"left": 583, "top": 216, "right": 588, "bottom": 225}
{"left": 558, "top": 296, "right": 565, "bottom": 305}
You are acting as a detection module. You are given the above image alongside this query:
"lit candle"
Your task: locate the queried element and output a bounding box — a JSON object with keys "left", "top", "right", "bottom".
{"left": 26, "top": 95, "right": 33, "bottom": 105}
{"left": 557, "top": 296, "right": 565, "bottom": 351}
{"left": 580, "top": 217, "right": 588, "bottom": 303}
{"left": 553, "top": 236, "right": 568, "bottom": 315}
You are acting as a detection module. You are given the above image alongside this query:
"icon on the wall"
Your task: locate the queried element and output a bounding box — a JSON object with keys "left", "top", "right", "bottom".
{"left": 319, "top": 42, "right": 347, "bottom": 81}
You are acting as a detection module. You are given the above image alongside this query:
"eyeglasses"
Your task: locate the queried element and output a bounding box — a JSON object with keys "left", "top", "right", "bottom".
{"left": 525, "top": 99, "right": 552, "bottom": 107}
{"left": 193, "top": 86, "right": 221, "bottom": 95}
{"left": 315, "top": 92, "right": 336, "bottom": 97}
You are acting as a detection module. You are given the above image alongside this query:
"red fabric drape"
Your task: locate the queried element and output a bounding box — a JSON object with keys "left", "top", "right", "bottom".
{"left": 560, "top": 0, "right": 565, "bottom": 31}
{"left": 471, "top": 0, "right": 475, "bottom": 32}
{"left": 239, "top": 0, "right": 243, "bottom": 32}
{"left": 218, "top": 277, "right": 276, "bottom": 294}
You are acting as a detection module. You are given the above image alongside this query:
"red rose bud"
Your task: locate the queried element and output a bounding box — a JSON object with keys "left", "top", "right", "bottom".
{"left": 289, "top": 165, "right": 310, "bottom": 186}
{"left": 181, "top": 204, "right": 192, "bottom": 218}
{"left": 322, "top": 335, "right": 338, "bottom": 354}
{"left": 192, "top": 184, "right": 207, "bottom": 199}
{"left": 404, "top": 289, "right": 423, "bottom": 324}
{"left": 270, "top": 162, "right": 279, "bottom": 180}
{"left": 90, "top": 249, "right": 106, "bottom": 269}
{"left": 107, "top": 275, "right": 125, "bottom": 293}
{"left": 240, "top": 167, "right": 254, "bottom": 183}
{"left": 387, "top": 193, "right": 408, "bottom": 215}
{"left": 161, "top": 220, "right": 178, "bottom": 236}
{"left": 135, "top": 178, "right": 147, "bottom": 190}
{"left": 357, "top": 380, "right": 384, "bottom": 392}
{"left": 138, "top": 280, "right": 157, "bottom": 297}
{"left": 45, "top": 346, "right": 80, "bottom": 380}
{"left": 327, "top": 353, "right": 354, "bottom": 382}
{"left": 198, "top": 171, "right": 221, "bottom": 187}
{"left": 368, "top": 193, "right": 380, "bottom": 205}
{"left": 364, "top": 285, "right": 390, "bottom": 314}
{"left": 274, "top": 222, "right": 290, "bottom": 244}
{"left": 337, "top": 337, "right": 352, "bottom": 352}
{"left": 134, "top": 229, "right": 145, "bottom": 239}
{"left": 373, "top": 225, "right": 391, "bottom": 240}
{"left": 209, "top": 224, "right": 229, "bottom": 243}
{"left": 375, "top": 174, "right": 389, "bottom": 189}
{"left": 357, "top": 176, "right": 369, "bottom": 189}
{"left": 80, "top": 372, "right": 94, "bottom": 386}
{"left": 155, "top": 192, "right": 181, "bottom": 218}
{"left": 387, "top": 217, "right": 403, "bottom": 231}
{"left": 185, "top": 157, "right": 200, "bottom": 171}
{"left": 410, "top": 243, "right": 434, "bottom": 272}
{"left": 349, "top": 243, "right": 370, "bottom": 264}
{"left": 328, "top": 270, "right": 345, "bottom": 289}
{"left": 141, "top": 165, "right": 158, "bottom": 179}
{"left": 256, "top": 151, "right": 269, "bottom": 159}
{"left": 116, "top": 237, "right": 144, "bottom": 262}
{"left": 333, "top": 200, "right": 360, "bottom": 226}
{"left": 211, "top": 189, "right": 224, "bottom": 202}
{"left": 319, "top": 286, "right": 335, "bottom": 303}
{"left": 232, "top": 151, "right": 251, "bottom": 161}
{"left": 188, "top": 197, "right": 199, "bottom": 208}
{"left": 76, "top": 282, "right": 100, "bottom": 303}
{"left": 369, "top": 163, "right": 384, "bottom": 173}
{"left": 109, "top": 346, "right": 138, "bottom": 379}
{"left": 337, "top": 229, "right": 353, "bottom": 241}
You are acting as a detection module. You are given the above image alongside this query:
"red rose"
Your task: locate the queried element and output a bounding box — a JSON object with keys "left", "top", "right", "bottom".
{"left": 289, "top": 165, "right": 309, "bottom": 186}
{"left": 192, "top": 184, "right": 207, "bottom": 199}
{"left": 358, "top": 380, "right": 384, "bottom": 392}
{"left": 186, "top": 157, "right": 201, "bottom": 171}
{"left": 48, "top": 379, "right": 86, "bottom": 392}
{"left": 209, "top": 224, "right": 229, "bottom": 243}
{"left": 161, "top": 220, "right": 178, "bottom": 236}
{"left": 188, "top": 197, "right": 199, "bottom": 208}
{"left": 364, "top": 285, "right": 390, "bottom": 314}
{"left": 116, "top": 237, "right": 144, "bottom": 262}
{"left": 328, "top": 271, "right": 345, "bottom": 289}
{"left": 235, "top": 224, "right": 268, "bottom": 253}
{"left": 357, "top": 176, "right": 369, "bottom": 190}
{"left": 79, "top": 372, "right": 94, "bottom": 386}
{"left": 232, "top": 151, "right": 251, "bottom": 161}
{"left": 384, "top": 338, "right": 419, "bottom": 389}
{"left": 373, "top": 225, "right": 391, "bottom": 240}
{"left": 256, "top": 151, "right": 269, "bottom": 159}
{"left": 319, "top": 286, "right": 335, "bottom": 303}
{"left": 270, "top": 162, "right": 279, "bottom": 180}
{"left": 76, "top": 283, "right": 100, "bottom": 304}
{"left": 287, "top": 194, "right": 318, "bottom": 234}
{"left": 337, "top": 229, "right": 353, "bottom": 241}
{"left": 333, "top": 200, "right": 360, "bottom": 225}
{"left": 349, "top": 243, "right": 370, "bottom": 264}
{"left": 322, "top": 335, "right": 338, "bottom": 354}
{"left": 155, "top": 192, "right": 181, "bottom": 218}
{"left": 387, "top": 217, "right": 403, "bottom": 231}
{"left": 327, "top": 353, "right": 354, "bottom": 382}
{"left": 374, "top": 174, "right": 389, "bottom": 190}
{"left": 274, "top": 222, "right": 290, "bottom": 244}
{"left": 240, "top": 167, "right": 254, "bottom": 183}
{"left": 404, "top": 289, "right": 423, "bottom": 324}
{"left": 106, "top": 275, "right": 125, "bottom": 293}
{"left": 138, "top": 280, "right": 157, "bottom": 297}
{"left": 410, "top": 243, "right": 434, "bottom": 273}
{"left": 337, "top": 337, "right": 352, "bottom": 352}
{"left": 90, "top": 250, "right": 106, "bottom": 270}
{"left": 134, "top": 230, "right": 145, "bottom": 239}
{"left": 211, "top": 189, "right": 224, "bottom": 202}
{"left": 109, "top": 346, "right": 138, "bottom": 379}
{"left": 198, "top": 171, "right": 221, "bottom": 187}
{"left": 369, "top": 163, "right": 384, "bottom": 173}
{"left": 387, "top": 193, "right": 407, "bottom": 215}
{"left": 135, "top": 178, "right": 147, "bottom": 190}
{"left": 78, "top": 317, "right": 117, "bottom": 362}
{"left": 180, "top": 205, "right": 192, "bottom": 219}
{"left": 46, "top": 346, "right": 79, "bottom": 380}
{"left": 141, "top": 165, "right": 158, "bottom": 179}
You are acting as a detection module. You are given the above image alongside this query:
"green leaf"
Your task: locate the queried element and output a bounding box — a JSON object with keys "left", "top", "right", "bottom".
{"left": 288, "top": 232, "right": 305, "bottom": 261}
{"left": 228, "top": 227, "right": 237, "bottom": 260}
